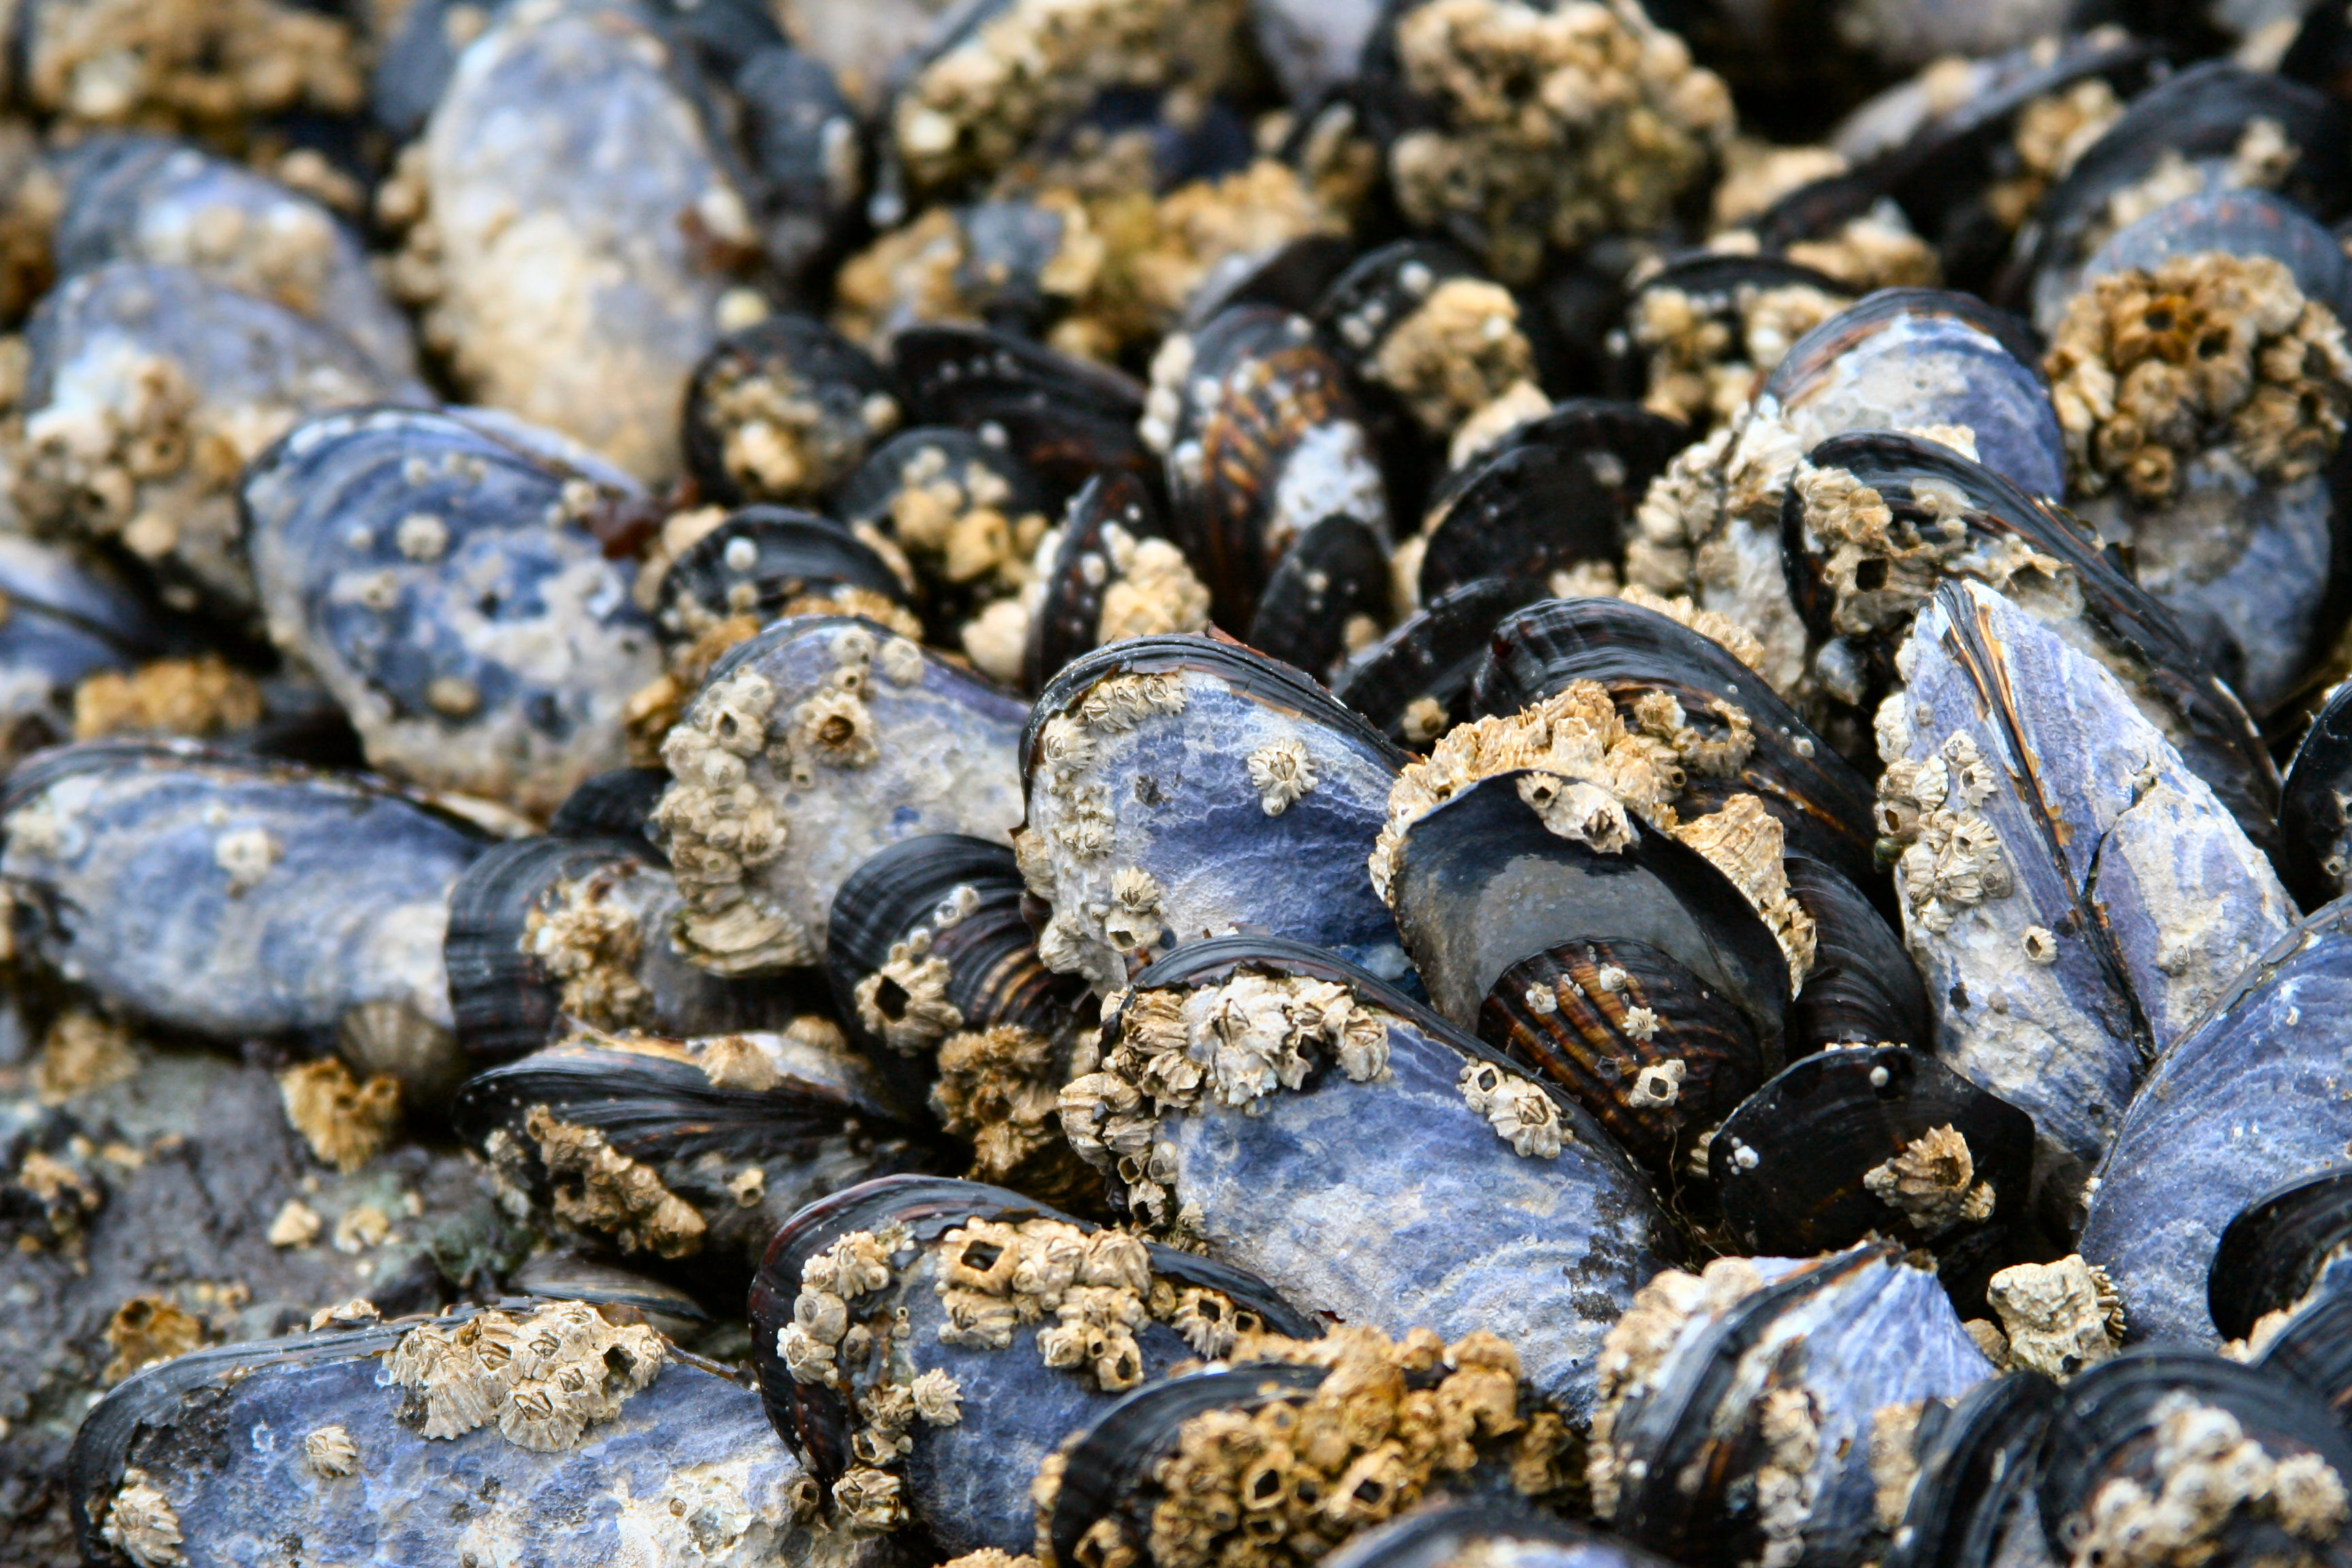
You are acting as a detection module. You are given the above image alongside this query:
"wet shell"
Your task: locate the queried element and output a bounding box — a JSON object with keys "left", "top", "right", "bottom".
{"left": 891, "top": 323, "right": 1153, "bottom": 504}
{"left": 241, "top": 405, "right": 662, "bottom": 817}
{"left": 1332, "top": 576, "right": 1546, "bottom": 749}
{"left": 1021, "top": 470, "right": 1207, "bottom": 693}
{"left": 651, "top": 506, "right": 914, "bottom": 644}
{"left": 2208, "top": 1167, "right": 2352, "bottom": 1348}
{"left": 1880, "top": 1369, "right": 2063, "bottom": 1568}
{"left": 681, "top": 314, "right": 902, "bottom": 508}
{"left": 0, "top": 534, "right": 161, "bottom": 768}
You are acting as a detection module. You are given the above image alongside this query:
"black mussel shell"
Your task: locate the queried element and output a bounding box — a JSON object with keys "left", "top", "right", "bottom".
{"left": 2261, "top": 1288, "right": 2352, "bottom": 1422}
{"left": 1183, "top": 233, "right": 1360, "bottom": 329}
{"left": 2036, "top": 1351, "right": 2352, "bottom": 1567}
{"left": 1883, "top": 1370, "right": 2063, "bottom": 1568}
{"left": 508, "top": 1252, "right": 717, "bottom": 1338}
{"left": 1710, "top": 1045, "right": 2036, "bottom": 1260}
{"left": 682, "top": 314, "right": 901, "bottom": 507}
{"left": 1024, "top": 470, "right": 1186, "bottom": 691}
{"left": 1418, "top": 401, "right": 1685, "bottom": 603}
{"left": 1381, "top": 767, "right": 1791, "bottom": 1046}
{"left": 1480, "top": 934, "right": 1766, "bottom": 1181}
{"left": 653, "top": 506, "right": 911, "bottom": 641}
{"left": 1610, "top": 250, "right": 1852, "bottom": 410}
{"left": 445, "top": 834, "right": 649, "bottom": 1063}
{"left": 1318, "top": 1503, "right": 1690, "bottom": 1568}
{"left": 2281, "top": 681, "right": 2352, "bottom": 909}
{"left": 1333, "top": 576, "right": 1546, "bottom": 749}
{"left": 1247, "top": 514, "right": 1390, "bottom": 684}
{"left": 2210, "top": 1168, "right": 2352, "bottom": 1344}
{"left": 1475, "top": 593, "right": 1880, "bottom": 892}
{"left": 889, "top": 323, "right": 1152, "bottom": 503}
{"left": 546, "top": 766, "right": 670, "bottom": 847}
{"left": 1788, "top": 852, "right": 1931, "bottom": 1051}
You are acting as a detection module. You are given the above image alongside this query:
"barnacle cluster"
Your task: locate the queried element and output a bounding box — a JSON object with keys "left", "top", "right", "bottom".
{"left": 385, "top": 1300, "right": 666, "bottom": 1451}
{"left": 1876, "top": 732, "right": 2015, "bottom": 936}
{"left": 1628, "top": 278, "right": 1848, "bottom": 430}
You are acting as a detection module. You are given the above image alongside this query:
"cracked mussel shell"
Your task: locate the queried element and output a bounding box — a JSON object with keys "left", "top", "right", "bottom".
{"left": 650, "top": 613, "right": 1026, "bottom": 976}
{"left": 69, "top": 1303, "right": 860, "bottom": 1568}
{"left": 1707, "top": 1045, "right": 2036, "bottom": 1278}
{"left": 0, "top": 739, "right": 490, "bottom": 1098}
{"left": 749, "top": 1173, "right": 1315, "bottom": 1554}
{"left": 1019, "top": 634, "right": 1410, "bottom": 991}
{"left": 650, "top": 505, "right": 915, "bottom": 644}
{"left": 681, "top": 314, "right": 902, "bottom": 509}
{"left": 444, "top": 832, "right": 813, "bottom": 1064}
{"left": 452, "top": 1026, "right": 937, "bottom": 1275}
{"left": 242, "top": 404, "right": 662, "bottom": 816}
{"left": 1068, "top": 935, "right": 1674, "bottom": 1420}
{"left": 1333, "top": 576, "right": 1547, "bottom": 749}
{"left": 1588, "top": 1240, "right": 1997, "bottom": 1568}
{"left": 2034, "top": 1350, "right": 2352, "bottom": 1568}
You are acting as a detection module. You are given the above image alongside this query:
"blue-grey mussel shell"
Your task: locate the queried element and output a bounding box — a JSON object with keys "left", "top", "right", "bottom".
{"left": 1878, "top": 579, "right": 2292, "bottom": 1192}
{"left": 749, "top": 1174, "right": 1317, "bottom": 1554}
{"left": 651, "top": 614, "right": 1026, "bottom": 974}
{"left": 242, "top": 405, "right": 662, "bottom": 816}
{"left": 52, "top": 135, "right": 418, "bottom": 380}
{"left": 1018, "top": 634, "right": 1410, "bottom": 993}
{"left": 0, "top": 533, "right": 161, "bottom": 766}
{"left": 0, "top": 741, "right": 490, "bottom": 1092}
{"left": 1064, "top": 936, "right": 1676, "bottom": 1422}
{"left": 452, "top": 1027, "right": 938, "bottom": 1269}
{"left": 13, "top": 260, "right": 424, "bottom": 619}
{"left": 444, "top": 832, "right": 813, "bottom": 1063}
{"left": 68, "top": 1304, "right": 873, "bottom": 1568}
{"left": 2080, "top": 898, "right": 2352, "bottom": 1346}
{"left": 1587, "top": 1241, "right": 1997, "bottom": 1568}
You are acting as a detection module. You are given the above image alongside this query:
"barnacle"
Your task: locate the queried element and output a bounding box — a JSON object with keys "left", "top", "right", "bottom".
{"left": 277, "top": 1058, "right": 401, "bottom": 1175}
{"left": 525, "top": 875, "right": 653, "bottom": 1032}
{"left": 385, "top": 1301, "right": 664, "bottom": 1452}
{"left": 72, "top": 655, "right": 263, "bottom": 741}
{"left": 1862, "top": 1125, "right": 1996, "bottom": 1238}
{"left": 2065, "top": 1393, "right": 2348, "bottom": 1568}
{"left": 521, "top": 1105, "right": 707, "bottom": 1258}
{"left": 1986, "top": 1255, "right": 2125, "bottom": 1380}
{"left": 1629, "top": 280, "right": 1846, "bottom": 431}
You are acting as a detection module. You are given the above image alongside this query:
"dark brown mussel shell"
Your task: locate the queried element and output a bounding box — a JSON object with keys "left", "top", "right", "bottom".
{"left": 682, "top": 313, "right": 902, "bottom": 507}
{"left": 1473, "top": 593, "right": 1879, "bottom": 890}
{"left": 1247, "top": 514, "right": 1391, "bottom": 684}
{"left": 1157, "top": 304, "right": 1392, "bottom": 630}
{"left": 443, "top": 833, "right": 811, "bottom": 1064}
{"left": 1881, "top": 1370, "right": 2063, "bottom": 1568}
{"left": 1786, "top": 851, "right": 1932, "bottom": 1051}
{"left": 1417, "top": 401, "right": 1684, "bottom": 604}
{"left": 1479, "top": 935, "right": 1767, "bottom": 1183}
{"left": 1333, "top": 576, "right": 1546, "bottom": 749}
{"left": 1024, "top": 470, "right": 1181, "bottom": 691}
{"left": 749, "top": 1173, "right": 1315, "bottom": 1552}
{"left": 1382, "top": 767, "right": 1790, "bottom": 1046}
{"left": 2279, "top": 681, "right": 2352, "bottom": 909}
{"left": 1182, "top": 233, "right": 1359, "bottom": 330}
{"left": 889, "top": 323, "right": 1152, "bottom": 503}
{"left": 2209, "top": 1167, "right": 2352, "bottom": 1345}
{"left": 451, "top": 1030, "right": 938, "bottom": 1277}
{"left": 2036, "top": 1352, "right": 2352, "bottom": 1568}
{"left": 1787, "top": 429, "right": 2281, "bottom": 849}
{"left": 1709, "top": 1045, "right": 2035, "bottom": 1267}
{"left": 651, "top": 506, "right": 913, "bottom": 642}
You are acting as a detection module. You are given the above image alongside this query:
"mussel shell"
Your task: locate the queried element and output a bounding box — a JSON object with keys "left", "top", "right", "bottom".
{"left": 546, "top": 766, "right": 669, "bottom": 847}
{"left": 2075, "top": 186, "right": 2352, "bottom": 319}
{"left": 1479, "top": 934, "right": 1765, "bottom": 1181}
{"left": 1710, "top": 1045, "right": 2036, "bottom": 1258}
{"left": 67, "top": 1311, "right": 849, "bottom": 1568}
{"left": 1883, "top": 1371, "right": 2063, "bottom": 1568}
{"left": 2260, "top": 1290, "right": 2352, "bottom": 1421}
{"left": 2080, "top": 900, "right": 2352, "bottom": 1344}
{"left": 1418, "top": 402, "right": 1686, "bottom": 602}
{"left": 1333, "top": 576, "right": 1547, "bottom": 749}
{"left": 889, "top": 323, "right": 1152, "bottom": 503}
{"left": 2210, "top": 1167, "right": 2352, "bottom": 1343}
{"left": 0, "top": 740, "right": 489, "bottom": 1060}
{"left": 653, "top": 505, "right": 911, "bottom": 639}
{"left": 1023, "top": 469, "right": 1172, "bottom": 691}
{"left": 682, "top": 314, "right": 899, "bottom": 507}
{"left": 241, "top": 404, "right": 662, "bottom": 815}
{"left": 0, "top": 534, "right": 162, "bottom": 764}
{"left": 1316, "top": 1501, "right": 1690, "bottom": 1568}
{"left": 1183, "top": 233, "right": 1360, "bottom": 330}
{"left": 2035, "top": 1351, "right": 2352, "bottom": 1563}
{"left": 1246, "top": 514, "right": 1390, "bottom": 683}
{"left": 2281, "top": 680, "right": 2352, "bottom": 909}
{"left": 1094, "top": 935, "right": 1676, "bottom": 1420}
{"left": 1020, "top": 634, "right": 1410, "bottom": 989}
{"left": 508, "top": 1252, "right": 716, "bottom": 1339}
{"left": 1383, "top": 767, "right": 1791, "bottom": 1045}
{"left": 1610, "top": 252, "right": 1852, "bottom": 409}
{"left": 1474, "top": 593, "right": 1880, "bottom": 892}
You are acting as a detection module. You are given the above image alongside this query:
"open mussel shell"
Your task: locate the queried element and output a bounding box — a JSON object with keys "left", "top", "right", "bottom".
{"left": 2281, "top": 681, "right": 2352, "bottom": 910}
{"left": 2210, "top": 1169, "right": 2352, "bottom": 1348}
{"left": 1883, "top": 580, "right": 2292, "bottom": 1192}
{"left": 1710, "top": 1045, "right": 2035, "bottom": 1266}
{"left": 2035, "top": 1351, "right": 2352, "bottom": 1568}
{"left": 749, "top": 1173, "right": 1315, "bottom": 1553}
{"left": 681, "top": 314, "right": 901, "bottom": 508}
{"left": 1882, "top": 1370, "right": 2063, "bottom": 1568}
{"left": 1154, "top": 304, "right": 1391, "bottom": 630}
{"left": 1791, "top": 431, "right": 2282, "bottom": 849}
{"left": 1592, "top": 1241, "right": 1997, "bottom": 1568}
{"left": 1787, "top": 852, "right": 1933, "bottom": 1051}
{"left": 68, "top": 1306, "right": 863, "bottom": 1568}
{"left": 1380, "top": 767, "right": 1791, "bottom": 1047}
{"left": 1418, "top": 402, "right": 1686, "bottom": 604}
{"left": 17, "top": 261, "right": 424, "bottom": 621}
{"left": 1333, "top": 576, "right": 1546, "bottom": 749}
{"left": 1317, "top": 1502, "right": 1689, "bottom": 1568}
{"left": 1022, "top": 470, "right": 1206, "bottom": 693}
{"left": 1478, "top": 934, "right": 1766, "bottom": 1183}
{"left": 652, "top": 505, "right": 912, "bottom": 642}
{"left": 651, "top": 614, "right": 1026, "bottom": 975}
{"left": 452, "top": 1029, "right": 936, "bottom": 1273}
{"left": 1074, "top": 936, "right": 1676, "bottom": 1420}
{"left": 0, "top": 740, "right": 488, "bottom": 1096}
{"left": 1475, "top": 593, "right": 1879, "bottom": 892}
{"left": 242, "top": 404, "right": 662, "bottom": 816}
{"left": 889, "top": 323, "right": 1152, "bottom": 504}
{"left": 1019, "top": 635, "right": 1409, "bottom": 992}
{"left": 444, "top": 834, "right": 811, "bottom": 1064}
{"left": 2080, "top": 899, "right": 2352, "bottom": 1345}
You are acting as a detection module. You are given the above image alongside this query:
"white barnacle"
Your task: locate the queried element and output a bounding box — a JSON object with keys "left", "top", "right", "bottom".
{"left": 1101, "top": 866, "right": 1164, "bottom": 953}
{"left": 304, "top": 1424, "right": 358, "bottom": 1478}
{"left": 2023, "top": 926, "right": 2059, "bottom": 964}
{"left": 1621, "top": 1005, "right": 1660, "bottom": 1041}
{"left": 910, "top": 1367, "right": 963, "bottom": 1425}
{"left": 791, "top": 688, "right": 879, "bottom": 768}
{"left": 1245, "top": 736, "right": 1318, "bottom": 816}
{"left": 878, "top": 636, "right": 926, "bottom": 687}
{"left": 212, "top": 826, "right": 280, "bottom": 895}
{"left": 394, "top": 512, "right": 448, "bottom": 562}
{"left": 1457, "top": 1060, "right": 1565, "bottom": 1158}
{"left": 1629, "top": 1058, "right": 1685, "bottom": 1107}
